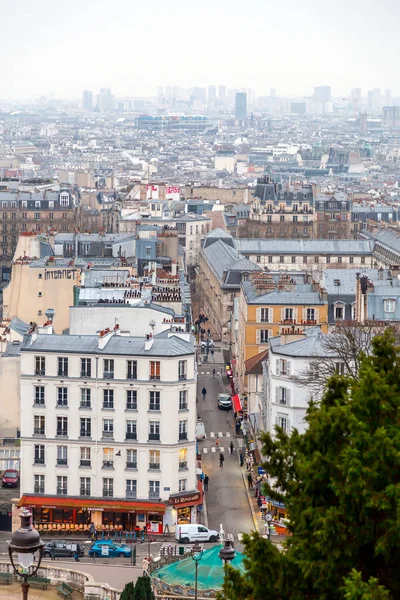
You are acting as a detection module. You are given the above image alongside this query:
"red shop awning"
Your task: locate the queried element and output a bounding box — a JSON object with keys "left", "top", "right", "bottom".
{"left": 18, "top": 495, "right": 166, "bottom": 513}
{"left": 231, "top": 394, "right": 243, "bottom": 413}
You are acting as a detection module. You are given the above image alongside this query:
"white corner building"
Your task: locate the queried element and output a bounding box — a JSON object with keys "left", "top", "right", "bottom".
{"left": 18, "top": 324, "right": 200, "bottom": 533}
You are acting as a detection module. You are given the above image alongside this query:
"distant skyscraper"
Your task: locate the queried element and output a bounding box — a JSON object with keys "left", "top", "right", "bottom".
{"left": 314, "top": 86, "right": 331, "bottom": 103}
{"left": 373, "top": 88, "right": 381, "bottom": 108}
{"left": 97, "top": 88, "right": 115, "bottom": 112}
{"left": 208, "top": 86, "right": 217, "bottom": 105}
{"left": 367, "top": 90, "right": 374, "bottom": 109}
{"left": 385, "top": 89, "right": 392, "bottom": 104}
{"left": 218, "top": 86, "right": 226, "bottom": 98}
{"left": 82, "top": 90, "right": 93, "bottom": 111}
{"left": 235, "top": 92, "right": 247, "bottom": 120}
{"left": 351, "top": 88, "right": 362, "bottom": 102}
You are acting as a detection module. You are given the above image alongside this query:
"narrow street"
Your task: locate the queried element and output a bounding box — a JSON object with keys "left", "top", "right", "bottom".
{"left": 196, "top": 351, "right": 255, "bottom": 545}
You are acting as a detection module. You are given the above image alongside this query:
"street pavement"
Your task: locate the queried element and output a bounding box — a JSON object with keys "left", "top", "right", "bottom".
{"left": 197, "top": 352, "right": 255, "bottom": 548}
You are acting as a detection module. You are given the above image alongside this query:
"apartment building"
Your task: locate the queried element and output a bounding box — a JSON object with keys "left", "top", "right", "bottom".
{"left": 314, "top": 193, "right": 352, "bottom": 239}
{"left": 18, "top": 326, "right": 200, "bottom": 532}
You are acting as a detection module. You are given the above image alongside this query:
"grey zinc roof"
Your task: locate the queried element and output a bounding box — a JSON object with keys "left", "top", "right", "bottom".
{"left": 242, "top": 281, "right": 325, "bottom": 305}
{"left": 372, "top": 229, "right": 400, "bottom": 254}
{"left": 235, "top": 239, "right": 374, "bottom": 255}
{"left": 21, "top": 332, "right": 194, "bottom": 357}
{"left": 203, "top": 240, "right": 260, "bottom": 284}
{"left": 320, "top": 268, "right": 393, "bottom": 295}
{"left": 269, "top": 330, "right": 338, "bottom": 358}
{"left": 10, "top": 317, "right": 30, "bottom": 337}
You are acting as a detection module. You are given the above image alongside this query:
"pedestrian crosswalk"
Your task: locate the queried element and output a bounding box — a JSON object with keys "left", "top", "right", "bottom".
{"left": 202, "top": 447, "right": 238, "bottom": 454}
{"left": 208, "top": 432, "right": 231, "bottom": 438}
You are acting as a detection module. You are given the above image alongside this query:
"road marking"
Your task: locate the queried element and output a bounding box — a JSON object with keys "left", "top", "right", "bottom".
{"left": 211, "top": 447, "right": 216, "bottom": 453}
{"left": 203, "top": 448, "right": 208, "bottom": 454}
{"left": 226, "top": 432, "right": 231, "bottom": 438}
{"left": 210, "top": 432, "right": 215, "bottom": 438}
{"left": 220, "top": 447, "right": 225, "bottom": 453}
{"left": 238, "top": 533, "right": 243, "bottom": 541}
{"left": 218, "top": 432, "right": 223, "bottom": 437}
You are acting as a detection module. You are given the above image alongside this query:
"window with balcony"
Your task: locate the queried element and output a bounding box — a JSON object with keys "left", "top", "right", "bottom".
{"left": 80, "top": 447, "right": 91, "bottom": 467}
{"left": 179, "top": 448, "right": 188, "bottom": 470}
{"left": 103, "top": 359, "right": 114, "bottom": 379}
{"left": 35, "top": 356, "right": 45, "bottom": 376}
{"left": 34, "top": 386, "right": 45, "bottom": 406}
{"left": 57, "top": 445, "right": 68, "bottom": 466}
{"left": 80, "top": 477, "right": 91, "bottom": 496}
{"left": 34, "top": 212, "right": 40, "bottom": 220}
{"left": 276, "top": 387, "right": 290, "bottom": 406}
{"left": 127, "top": 360, "right": 137, "bottom": 380}
{"left": 284, "top": 308, "right": 294, "bottom": 321}
{"left": 57, "top": 357, "right": 68, "bottom": 377}
{"left": 103, "top": 478, "right": 114, "bottom": 497}
{"left": 149, "top": 449, "right": 160, "bottom": 471}
{"left": 126, "top": 449, "right": 137, "bottom": 469}
{"left": 34, "top": 474, "right": 45, "bottom": 494}
{"left": 57, "top": 387, "right": 68, "bottom": 407}
{"left": 81, "top": 358, "right": 91, "bottom": 378}
{"left": 150, "top": 361, "right": 160, "bottom": 381}
{"left": 178, "top": 360, "right": 187, "bottom": 381}
{"left": 126, "top": 479, "right": 137, "bottom": 498}
{"left": 34, "top": 444, "right": 45, "bottom": 465}
{"left": 179, "top": 420, "right": 188, "bottom": 441}
{"left": 103, "top": 389, "right": 114, "bottom": 409}
{"left": 80, "top": 418, "right": 91, "bottom": 438}
{"left": 256, "top": 329, "right": 269, "bottom": 344}
{"left": 179, "top": 390, "right": 188, "bottom": 411}
{"left": 306, "top": 308, "right": 315, "bottom": 322}
{"left": 258, "top": 307, "right": 269, "bottom": 323}
{"left": 179, "top": 479, "right": 187, "bottom": 492}
{"left": 103, "top": 447, "right": 114, "bottom": 469}
{"left": 149, "top": 421, "right": 160, "bottom": 441}
{"left": 34, "top": 415, "right": 45, "bottom": 436}
{"left": 149, "top": 391, "right": 160, "bottom": 411}
{"left": 56, "top": 416, "right": 68, "bottom": 437}
{"left": 149, "top": 481, "right": 160, "bottom": 500}
{"left": 102, "top": 419, "right": 114, "bottom": 439}
{"left": 57, "top": 475, "right": 67, "bottom": 495}
{"left": 80, "top": 388, "right": 91, "bottom": 408}
{"left": 126, "top": 390, "right": 137, "bottom": 410}
{"left": 276, "top": 359, "right": 291, "bottom": 376}
{"left": 126, "top": 420, "right": 137, "bottom": 440}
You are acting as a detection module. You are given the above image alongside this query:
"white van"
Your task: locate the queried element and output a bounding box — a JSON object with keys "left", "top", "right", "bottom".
{"left": 195, "top": 421, "right": 206, "bottom": 440}
{"left": 175, "top": 524, "right": 220, "bottom": 544}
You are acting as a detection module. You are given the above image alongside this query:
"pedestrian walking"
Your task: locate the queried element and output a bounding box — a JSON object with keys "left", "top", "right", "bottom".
{"left": 247, "top": 473, "right": 253, "bottom": 489}
{"left": 219, "top": 453, "right": 225, "bottom": 467}
{"left": 204, "top": 474, "right": 209, "bottom": 491}
{"left": 142, "top": 557, "right": 150, "bottom": 576}
{"left": 211, "top": 348, "right": 214, "bottom": 358}
{"left": 240, "top": 452, "right": 244, "bottom": 467}
{"left": 230, "top": 441, "right": 234, "bottom": 454}
{"left": 74, "top": 550, "right": 80, "bottom": 562}
{"left": 212, "top": 368, "right": 216, "bottom": 377}
{"left": 215, "top": 436, "right": 219, "bottom": 448}
{"left": 202, "top": 387, "right": 207, "bottom": 400}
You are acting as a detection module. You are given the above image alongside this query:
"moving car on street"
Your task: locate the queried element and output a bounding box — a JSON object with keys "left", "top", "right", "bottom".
{"left": 217, "top": 393, "right": 232, "bottom": 410}
{"left": 43, "top": 541, "right": 84, "bottom": 558}
{"left": 2, "top": 469, "right": 19, "bottom": 488}
{"left": 175, "top": 524, "right": 220, "bottom": 544}
{"left": 88, "top": 541, "right": 132, "bottom": 558}
{"left": 196, "top": 421, "right": 206, "bottom": 440}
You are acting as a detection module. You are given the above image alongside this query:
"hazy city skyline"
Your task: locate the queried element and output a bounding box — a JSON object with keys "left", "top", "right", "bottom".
{"left": 1, "top": 0, "right": 399, "bottom": 100}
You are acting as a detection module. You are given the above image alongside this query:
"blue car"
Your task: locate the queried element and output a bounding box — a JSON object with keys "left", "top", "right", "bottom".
{"left": 88, "top": 541, "right": 132, "bottom": 558}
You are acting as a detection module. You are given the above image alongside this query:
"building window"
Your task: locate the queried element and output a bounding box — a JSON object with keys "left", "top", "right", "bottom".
{"left": 335, "top": 362, "right": 345, "bottom": 375}
{"left": 306, "top": 308, "right": 315, "bottom": 322}
{"left": 56, "top": 416, "right": 68, "bottom": 437}
{"left": 34, "top": 386, "right": 45, "bottom": 406}
{"left": 35, "top": 356, "right": 45, "bottom": 376}
{"left": 34, "top": 444, "right": 45, "bottom": 465}
{"left": 57, "top": 357, "right": 68, "bottom": 377}
{"left": 337, "top": 256, "right": 342, "bottom": 264}
{"left": 257, "top": 329, "right": 269, "bottom": 344}
{"left": 179, "top": 479, "right": 187, "bottom": 492}
{"left": 384, "top": 299, "right": 396, "bottom": 313}
{"left": 79, "top": 447, "right": 91, "bottom": 468}
{"left": 284, "top": 308, "right": 294, "bottom": 321}
{"left": 256, "top": 255, "right": 261, "bottom": 263}
{"left": 127, "top": 360, "right": 137, "bottom": 380}
{"left": 126, "top": 420, "right": 137, "bottom": 440}
{"left": 57, "top": 445, "right": 68, "bottom": 466}
{"left": 80, "top": 388, "right": 91, "bottom": 408}
{"left": 80, "top": 418, "right": 91, "bottom": 438}
{"left": 57, "top": 476, "right": 68, "bottom": 495}
{"left": 351, "top": 303, "right": 356, "bottom": 320}
{"left": 126, "top": 479, "right": 137, "bottom": 499}
{"left": 334, "top": 304, "right": 344, "bottom": 320}
{"left": 49, "top": 212, "right": 54, "bottom": 220}
{"left": 326, "top": 256, "right": 331, "bottom": 264}
{"left": 314, "top": 256, "right": 319, "bottom": 263}
{"left": 102, "top": 419, "right": 114, "bottom": 438}
{"left": 303, "top": 256, "right": 307, "bottom": 263}
{"left": 149, "top": 421, "right": 160, "bottom": 441}
{"left": 57, "top": 387, "right": 68, "bottom": 407}
{"left": 149, "top": 450, "right": 160, "bottom": 470}
{"left": 126, "top": 449, "right": 137, "bottom": 469}
{"left": 361, "top": 256, "right": 366, "bottom": 264}
{"left": 81, "top": 358, "right": 91, "bottom": 377}
{"left": 179, "top": 390, "right": 188, "bottom": 410}
{"left": 259, "top": 308, "right": 269, "bottom": 322}
{"left": 179, "top": 448, "right": 188, "bottom": 470}
{"left": 279, "top": 256, "right": 284, "bottom": 263}
{"left": 34, "top": 212, "right": 40, "bottom": 220}
{"left": 126, "top": 390, "right": 137, "bottom": 410}
{"left": 103, "top": 359, "right": 114, "bottom": 379}
{"left": 34, "top": 415, "right": 45, "bottom": 436}
{"left": 268, "top": 256, "right": 273, "bottom": 263}
{"left": 149, "top": 391, "right": 160, "bottom": 411}
{"left": 103, "top": 447, "right": 114, "bottom": 468}
{"left": 62, "top": 213, "right": 67, "bottom": 220}
{"left": 278, "top": 359, "right": 291, "bottom": 376}
{"left": 277, "top": 415, "right": 289, "bottom": 432}
{"left": 80, "top": 477, "right": 91, "bottom": 496}
{"left": 60, "top": 194, "right": 69, "bottom": 207}
{"left": 178, "top": 360, "right": 187, "bottom": 381}
{"left": 103, "top": 478, "right": 114, "bottom": 497}
{"left": 103, "top": 389, "right": 114, "bottom": 409}
{"left": 291, "top": 256, "right": 296, "bottom": 263}
{"left": 349, "top": 256, "right": 354, "bottom": 264}
{"left": 276, "top": 386, "right": 290, "bottom": 406}
{"left": 150, "top": 361, "right": 160, "bottom": 381}
{"left": 179, "top": 420, "right": 188, "bottom": 441}
{"left": 149, "top": 480, "right": 160, "bottom": 500}
{"left": 34, "top": 474, "right": 45, "bottom": 494}
{"left": 280, "top": 215, "right": 285, "bottom": 222}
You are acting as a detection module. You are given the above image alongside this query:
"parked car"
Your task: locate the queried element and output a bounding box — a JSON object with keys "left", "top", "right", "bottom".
{"left": 217, "top": 394, "right": 232, "bottom": 410}
{"left": 88, "top": 541, "right": 132, "bottom": 558}
{"left": 195, "top": 421, "right": 206, "bottom": 440}
{"left": 43, "top": 541, "right": 84, "bottom": 558}
{"left": 175, "top": 524, "right": 219, "bottom": 544}
{"left": 2, "top": 469, "right": 19, "bottom": 488}
{"left": 200, "top": 340, "right": 214, "bottom": 348}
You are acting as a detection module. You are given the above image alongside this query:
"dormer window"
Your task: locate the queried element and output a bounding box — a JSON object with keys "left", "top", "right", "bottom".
{"left": 60, "top": 194, "right": 69, "bottom": 207}
{"left": 384, "top": 299, "right": 396, "bottom": 313}
{"left": 35, "top": 201, "right": 41, "bottom": 208}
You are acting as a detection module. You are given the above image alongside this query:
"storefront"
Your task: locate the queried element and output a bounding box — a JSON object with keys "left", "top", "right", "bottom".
{"left": 17, "top": 495, "right": 166, "bottom": 534}
{"left": 168, "top": 490, "right": 202, "bottom": 525}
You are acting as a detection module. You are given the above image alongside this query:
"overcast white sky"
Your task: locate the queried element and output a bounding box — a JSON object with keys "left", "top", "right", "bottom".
{"left": 1, "top": 0, "right": 398, "bottom": 100}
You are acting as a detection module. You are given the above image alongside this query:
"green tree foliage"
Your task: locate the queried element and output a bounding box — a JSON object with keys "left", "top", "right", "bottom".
{"left": 224, "top": 332, "right": 400, "bottom": 599}
{"left": 120, "top": 581, "right": 135, "bottom": 600}
{"left": 134, "top": 576, "right": 155, "bottom": 600}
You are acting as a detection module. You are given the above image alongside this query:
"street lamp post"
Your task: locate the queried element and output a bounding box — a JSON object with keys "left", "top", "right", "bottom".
{"left": 191, "top": 540, "right": 203, "bottom": 600}
{"left": 8, "top": 509, "right": 44, "bottom": 600}
{"left": 218, "top": 538, "right": 236, "bottom": 566}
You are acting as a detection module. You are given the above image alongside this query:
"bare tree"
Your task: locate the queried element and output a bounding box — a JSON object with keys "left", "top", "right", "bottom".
{"left": 293, "top": 321, "right": 400, "bottom": 395}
